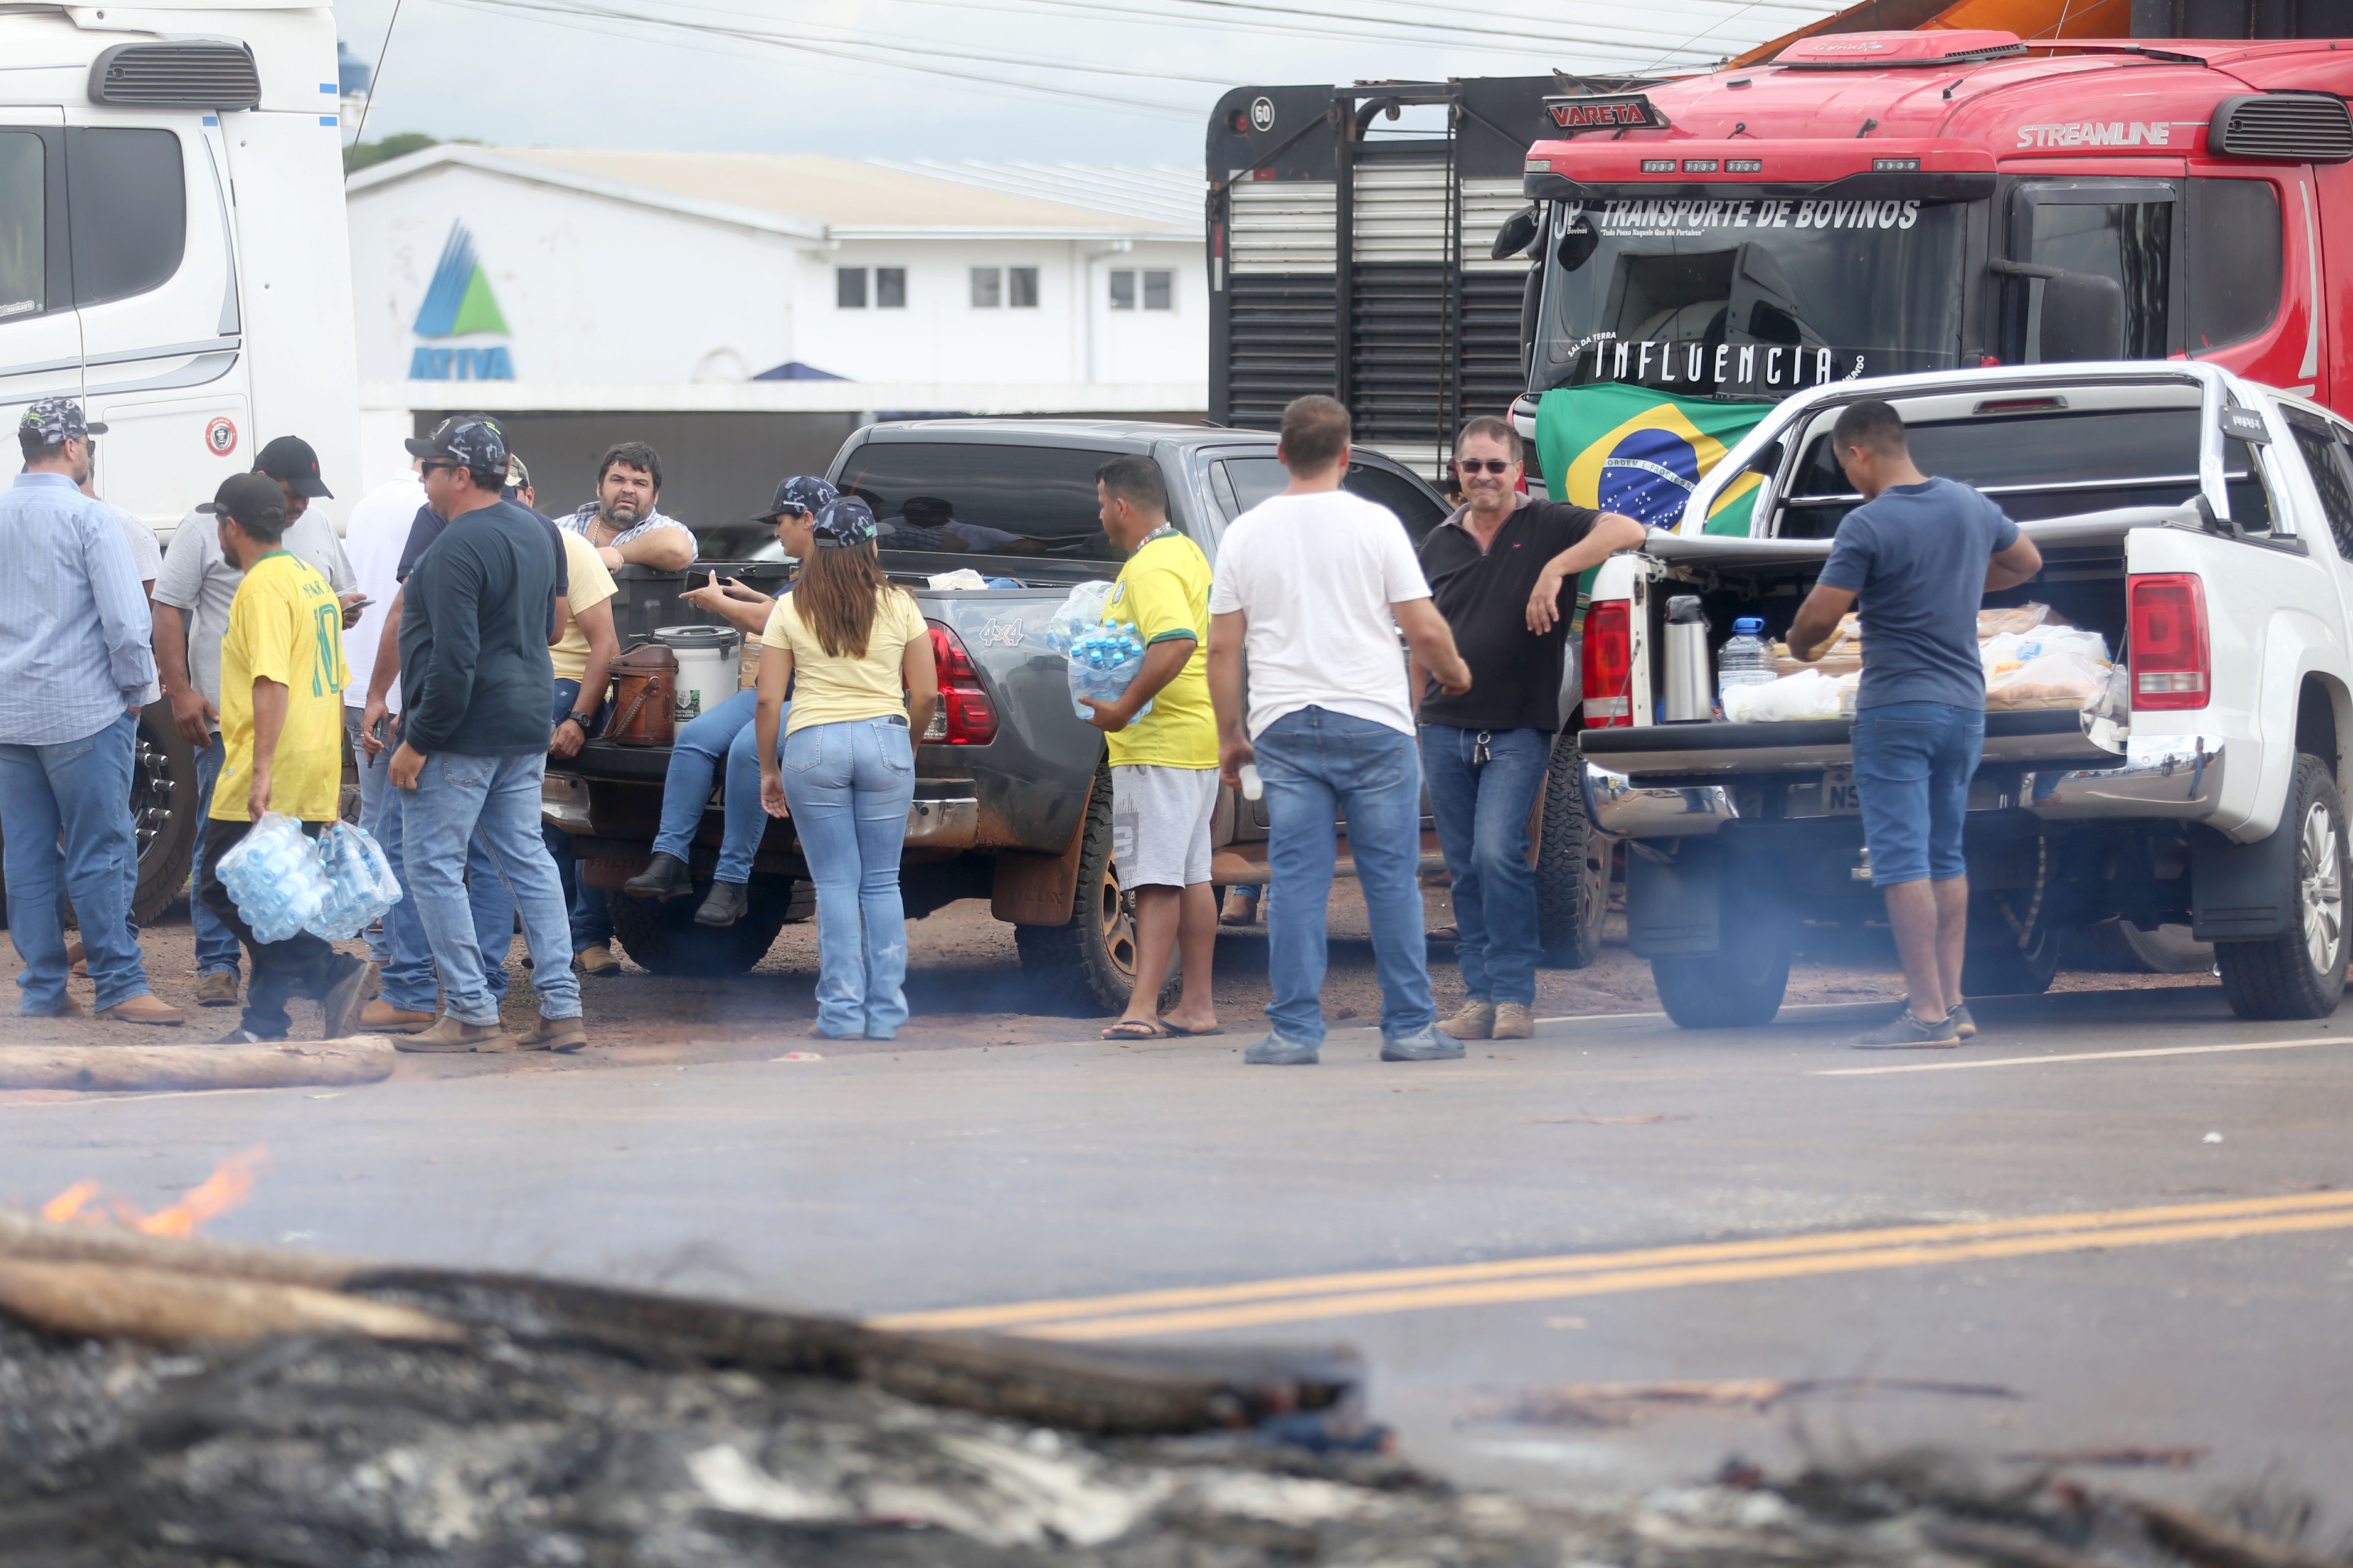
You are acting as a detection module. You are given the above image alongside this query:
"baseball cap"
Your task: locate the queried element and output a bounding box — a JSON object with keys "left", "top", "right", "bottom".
{"left": 751, "top": 474, "right": 837, "bottom": 522}
{"left": 504, "top": 453, "right": 532, "bottom": 492}
{"left": 255, "top": 434, "right": 332, "bottom": 499}
{"left": 812, "top": 496, "right": 879, "bottom": 548}
{"left": 196, "top": 472, "right": 289, "bottom": 531}
{"left": 403, "top": 413, "right": 509, "bottom": 476}
{"left": 18, "top": 397, "right": 106, "bottom": 447}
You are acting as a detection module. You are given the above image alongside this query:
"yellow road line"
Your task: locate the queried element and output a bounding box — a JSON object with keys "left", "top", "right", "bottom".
{"left": 1819, "top": 1034, "right": 2346, "bottom": 1076}
{"left": 1014, "top": 1206, "right": 2353, "bottom": 1340}
{"left": 869, "top": 1190, "right": 2353, "bottom": 1332}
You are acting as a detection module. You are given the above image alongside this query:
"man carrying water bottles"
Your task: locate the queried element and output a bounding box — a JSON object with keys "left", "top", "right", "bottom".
{"left": 194, "top": 473, "right": 375, "bottom": 1044}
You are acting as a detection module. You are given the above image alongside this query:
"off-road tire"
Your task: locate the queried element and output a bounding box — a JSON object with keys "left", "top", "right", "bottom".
{"left": 1535, "top": 730, "right": 1607, "bottom": 968}
{"left": 1014, "top": 760, "right": 1142, "bottom": 1015}
{"left": 130, "top": 702, "right": 201, "bottom": 926}
{"left": 1651, "top": 921, "right": 1790, "bottom": 1029}
{"left": 608, "top": 876, "right": 797, "bottom": 977}
{"left": 2218, "top": 753, "right": 2349, "bottom": 1020}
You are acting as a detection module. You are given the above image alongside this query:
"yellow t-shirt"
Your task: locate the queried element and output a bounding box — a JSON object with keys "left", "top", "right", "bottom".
{"left": 550, "top": 531, "right": 619, "bottom": 685}
{"left": 1103, "top": 527, "right": 1216, "bottom": 769}
{"left": 760, "top": 586, "right": 928, "bottom": 736}
{"left": 213, "top": 552, "right": 348, "bottom": 823}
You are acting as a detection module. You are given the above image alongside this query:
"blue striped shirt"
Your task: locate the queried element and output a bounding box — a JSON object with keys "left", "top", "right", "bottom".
{"left": 0, "top": 472, "right": 157, "bottom": 746}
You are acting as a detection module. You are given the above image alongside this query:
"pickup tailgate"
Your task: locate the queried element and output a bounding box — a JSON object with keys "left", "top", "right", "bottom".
{"left": 1583, "top": 708, "right": 2113, "bottom": 779}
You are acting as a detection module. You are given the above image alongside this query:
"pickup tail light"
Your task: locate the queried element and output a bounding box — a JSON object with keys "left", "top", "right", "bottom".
{"left": 925, "top": 622, "right": 999, "bottom": 744}
{"left": 2128, "top": 574, "right": 2209, "bottom": 710}
{"left": 1583, "top": 600, "right": 1634, "bottom": 727}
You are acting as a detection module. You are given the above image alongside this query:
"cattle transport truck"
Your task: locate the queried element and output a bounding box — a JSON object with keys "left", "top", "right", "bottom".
{"left": 0, "top": 1, "right": 358, "bottom": 923}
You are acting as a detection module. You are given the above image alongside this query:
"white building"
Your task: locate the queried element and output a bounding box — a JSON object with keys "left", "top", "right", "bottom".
{"left": 342, "top": 147, "right": 1206, "bottom": 517}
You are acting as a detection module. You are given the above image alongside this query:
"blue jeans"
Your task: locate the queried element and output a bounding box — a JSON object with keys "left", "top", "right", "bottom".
{"left": 400, "top": 751, "right": 582, "bottom": 1027}
{"left": 1254, "top": 706, "right": 1435, "bottom": 1046}
{"left": 1420, "top": 723, "right": 1550, "bottom": 1007}
{"left": 518, "top": 677, "right": 610, "bottom": 951}
{"left": 373, "top": 750, "right": 537, "bottom": 1013}
{"left": 0, "top": 712, "right": 151, "bottom": 1014}
{"left": 1851, "top": 701, "right": 1984, "bottom": 887}
{"left": 780, "top": 715, "right": 915, "bottom": 1039}
{"left": 189, "top": 735, "right": 242, "bottom": 977}
{"left": 649, "top": 686, "right": 781, "bottom": 884}
{"left": 346, "top": 706, "right": 390, "bottom": 965}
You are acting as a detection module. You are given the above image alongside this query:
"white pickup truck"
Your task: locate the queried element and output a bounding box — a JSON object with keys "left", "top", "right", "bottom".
{"left": 1581, "top": 362, "right": 2353, "bottom": 1028}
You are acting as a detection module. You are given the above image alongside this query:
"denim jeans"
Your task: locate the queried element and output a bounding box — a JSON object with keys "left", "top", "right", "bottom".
{"left": 345, "top": 706, "right": 390, "bottom": 965}
{"left": 523, "top": 677, "right": 611, "bottom": 951}
{"left": 649, "top": 686, "right": 781, "bottom": 884}
{"left": 779, "top": 715, "right": 915, "bottom": 1039}
{"left": 189, "top": 734, "right": 242, "bottom": 977}
{"left": 1420, "top": 723, "right": 1551, "bottom": 1007}
{"left": 400, "top": 750, "right": 582, "bottom": 1027}
{"left": 1253, "top": 705, "right": 1435, "bottom": 1046}
{"left": 0, "top": 712, "right": 152, "bottom": 1014}
{"left": 373, "top": 760, "right": 532, "bottom": 1014}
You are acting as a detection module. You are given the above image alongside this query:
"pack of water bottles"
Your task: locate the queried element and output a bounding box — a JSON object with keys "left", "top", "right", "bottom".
{"left": 213, "top": 812, "right": 401, "bottom": 945}
{"left": 1065, "top": 622, "right": 1155, "bottom": 722}
{"left": 305, "top": 820, "right": 403, "bottom": 941}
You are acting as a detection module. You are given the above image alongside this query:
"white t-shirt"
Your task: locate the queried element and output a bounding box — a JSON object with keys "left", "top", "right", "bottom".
{"left": 1208, "top": 488, "right": 1430, "bottom": 738}
{"left": 341, "top": 474, "right": 425, "bottom": 712}
{"left": 107, "top": 502, "right": 162, "bottom": 707}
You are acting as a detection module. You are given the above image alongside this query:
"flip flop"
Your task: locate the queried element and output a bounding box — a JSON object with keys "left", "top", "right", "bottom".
{"left": 1159, "top": 1022, "right": 1226, "bottom": 1037}
{"left": 1101, "top": 1020, "right": 1164, "bottom": 1039}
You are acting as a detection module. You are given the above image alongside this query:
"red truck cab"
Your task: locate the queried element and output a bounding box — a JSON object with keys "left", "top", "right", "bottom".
{"left": 1518, "top": 31, "right": 2353, "bottom": 415}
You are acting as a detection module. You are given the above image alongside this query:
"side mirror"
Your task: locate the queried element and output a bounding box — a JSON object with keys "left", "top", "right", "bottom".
{"left": 1490, "top": 205, "right": 1541, "bottom": 262}
{"left": 1556, "top": 220, "right": 1599, "bottom": 274}
{"left": 2037, "top": 270, "right": 2126, "bottom": 363}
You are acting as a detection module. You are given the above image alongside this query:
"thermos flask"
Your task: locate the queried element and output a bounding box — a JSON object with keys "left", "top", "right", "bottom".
{"left": 1662, "top": 595, "right": 1713, "bottom": 723}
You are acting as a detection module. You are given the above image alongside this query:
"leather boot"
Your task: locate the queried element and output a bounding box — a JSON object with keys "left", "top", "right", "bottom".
{"left": 1492, "top": 1002, "right": 1534, "bottom": 1039}
{"left": 1437, "top": 1000, "right": 1495, "bottom": 1040}
{"left": 622, "top": 852, "right": 693, "bottom": 901}
{"left": 694, "top": 879, "right": 749, "bottom": 927}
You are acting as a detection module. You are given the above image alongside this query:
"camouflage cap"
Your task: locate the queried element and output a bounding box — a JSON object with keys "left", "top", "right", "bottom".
{"left": 18, "top": 397, "right": 107, "bottom": 447}
{"left": 403, "top": 413, "right": 508, "bottom": 477}
{"left": 752, "top": 474, "right": 838, "bottom": 522}
{"left": 811, "top": 496, "right": 879, "bottom": 548}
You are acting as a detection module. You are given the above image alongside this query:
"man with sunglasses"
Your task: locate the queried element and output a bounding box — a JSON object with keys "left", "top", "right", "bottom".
{"left": 1414, "top": 417, "right": 1643, "bottom": 1041}
{"left": 618, "top": 474, "right": 826, "bottom": 930}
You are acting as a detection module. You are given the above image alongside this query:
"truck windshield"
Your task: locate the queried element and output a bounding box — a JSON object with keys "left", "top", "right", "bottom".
{"left": 1535, "top": 198, "right": 1972, "bottom": 398}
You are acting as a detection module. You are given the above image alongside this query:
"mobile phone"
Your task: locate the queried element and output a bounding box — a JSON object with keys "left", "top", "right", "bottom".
{"left": 343, "top": 596, "right": 373, "bottom": 613}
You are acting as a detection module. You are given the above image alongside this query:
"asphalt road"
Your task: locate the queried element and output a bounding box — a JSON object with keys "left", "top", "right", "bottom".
{"left": 3, "top": 982, "right": 2348, "bottom": 1531}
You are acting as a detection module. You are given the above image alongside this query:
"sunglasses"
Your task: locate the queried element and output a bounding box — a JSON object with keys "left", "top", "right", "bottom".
{"left": 1454, "top": 458, "right": 1516, "bottom": 475}
{"left": 419, "top": 460, "right": 460, "bottom": 475}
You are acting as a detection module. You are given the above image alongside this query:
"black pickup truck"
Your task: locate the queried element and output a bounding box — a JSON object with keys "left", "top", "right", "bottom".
{"left": 542, "top": 419, "right": 1608, "bottom": 1010}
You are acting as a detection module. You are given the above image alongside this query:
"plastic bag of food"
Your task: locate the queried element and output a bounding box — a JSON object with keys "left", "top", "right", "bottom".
{"left": 1725, "top": 667, "right": 1849, "bottom": 723}
{"left": 2012, "top": 625, "right": 2110, "bottom": 665}
{"left": 1978, "top": 603, "right": 2056, "bottom": 638}
{"left": 926, "top": 568, "right": 990, "bottom": 591}
{"left": 1985, "top": 650, "right": 2106, "bottom": 709}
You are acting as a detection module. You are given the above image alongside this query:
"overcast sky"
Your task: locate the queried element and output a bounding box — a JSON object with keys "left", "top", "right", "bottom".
{"left": 332, "top": 0, "right": 1838, "bottom": 167}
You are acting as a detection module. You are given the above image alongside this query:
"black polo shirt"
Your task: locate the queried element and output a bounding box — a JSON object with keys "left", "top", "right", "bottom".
{"left": 1416, "top": 497, "right": 1598, "bottom": 733}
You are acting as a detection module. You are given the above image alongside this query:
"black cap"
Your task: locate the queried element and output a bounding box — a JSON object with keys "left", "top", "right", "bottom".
{"left": 751, "top": 474, "right": 837, "bottom": 523}
{"left": 255, "top": 434, "right": 332, "bottom": 499}
{"left": 403, "top": 413, "right": 509, "bottom": 477}
{"left": 196, "top": 472, "right": 289, "bottom": 531}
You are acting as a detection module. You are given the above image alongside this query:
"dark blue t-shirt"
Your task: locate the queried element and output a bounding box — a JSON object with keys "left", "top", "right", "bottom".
{"left": 1817, "top": 477, "right": 2020, "bottom": 712}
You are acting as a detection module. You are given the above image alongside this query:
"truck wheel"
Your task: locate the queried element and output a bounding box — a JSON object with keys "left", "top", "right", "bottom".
{"left": 1535, "top": 730, "right": 1606, "bottom": 968}
{"left": 130, "top": 703, "right": 199, "bottom": 927}
{"left": 1960, "top": 908, "right": 2063, "bottom": 999}
{"left": 1651, "top": 923, "right": 1789, "bottom": 1029}
{"left": 2218, "top": 753, "right": 2349, "bottom": 1020}
{"left": 608, "top": 877, "right": 797, "bottom": 977}
{"left": 1014, "top": 761, "right": 1140, "bottom": 1015}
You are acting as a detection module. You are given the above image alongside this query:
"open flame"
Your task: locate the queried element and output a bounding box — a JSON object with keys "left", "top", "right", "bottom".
{"left": 38, "top": 1147, "right": 268, "bottom": 1237}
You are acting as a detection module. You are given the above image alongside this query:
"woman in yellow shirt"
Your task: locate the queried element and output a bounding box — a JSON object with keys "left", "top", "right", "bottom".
{"left": 755, "top": 498, "right": 938, "bottom": 1039}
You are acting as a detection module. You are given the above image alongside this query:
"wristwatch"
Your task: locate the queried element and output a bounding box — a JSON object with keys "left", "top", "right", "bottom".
{"left": 566, "top": 711, "right": 595, "bottom": 733}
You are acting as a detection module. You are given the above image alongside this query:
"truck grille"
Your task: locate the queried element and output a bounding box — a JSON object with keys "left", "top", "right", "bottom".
{"left": 89, "top": 43, "right": 262, "bottom": 109}
{"left": 2208, "top": 93, "right": 2353, "bottom": 164}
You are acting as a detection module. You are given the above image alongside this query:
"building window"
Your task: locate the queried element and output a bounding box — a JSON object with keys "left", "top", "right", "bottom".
{"left": 876, "top": 267, "right": 906, "bottom": 309}
{"left": 837, "top": 268, "right": 867, "bottom": 309}
{"left": 1111, "top": 269, "right": 1174, "bottom": 311}
{"left": 1009, "top": 266, "right": 1039, "bottom": 309}
{"left": 970, "top": 267, "right": 1002, "bottom": 308}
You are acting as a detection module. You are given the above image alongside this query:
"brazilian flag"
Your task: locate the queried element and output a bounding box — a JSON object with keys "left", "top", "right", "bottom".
{"left": 1536, "top": 383, "right": 1773, "bottom": 536}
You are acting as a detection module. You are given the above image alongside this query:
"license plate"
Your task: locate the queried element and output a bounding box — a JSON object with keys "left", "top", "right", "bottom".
{"left": 1822, "top": 766, "right": 1862, "bottom": 815}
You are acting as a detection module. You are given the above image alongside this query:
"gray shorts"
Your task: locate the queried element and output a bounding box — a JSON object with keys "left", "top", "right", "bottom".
{"left": 1111, "top": 765, "right": 1218, "bottom": 889}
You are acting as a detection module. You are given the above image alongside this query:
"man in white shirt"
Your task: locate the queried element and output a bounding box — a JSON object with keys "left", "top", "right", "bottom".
{"left": 1206, "top": 395, "right": 1472, "bottom": 1067}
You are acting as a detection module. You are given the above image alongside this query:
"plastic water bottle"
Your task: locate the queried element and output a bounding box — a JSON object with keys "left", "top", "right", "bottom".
{"left": 1718, "top": 616, "right": 1777, "bottom": 703}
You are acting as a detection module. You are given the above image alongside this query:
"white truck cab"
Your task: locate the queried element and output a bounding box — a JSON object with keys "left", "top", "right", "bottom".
{"left": 0, "top": 1, "right": 358, "bottom": 536}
